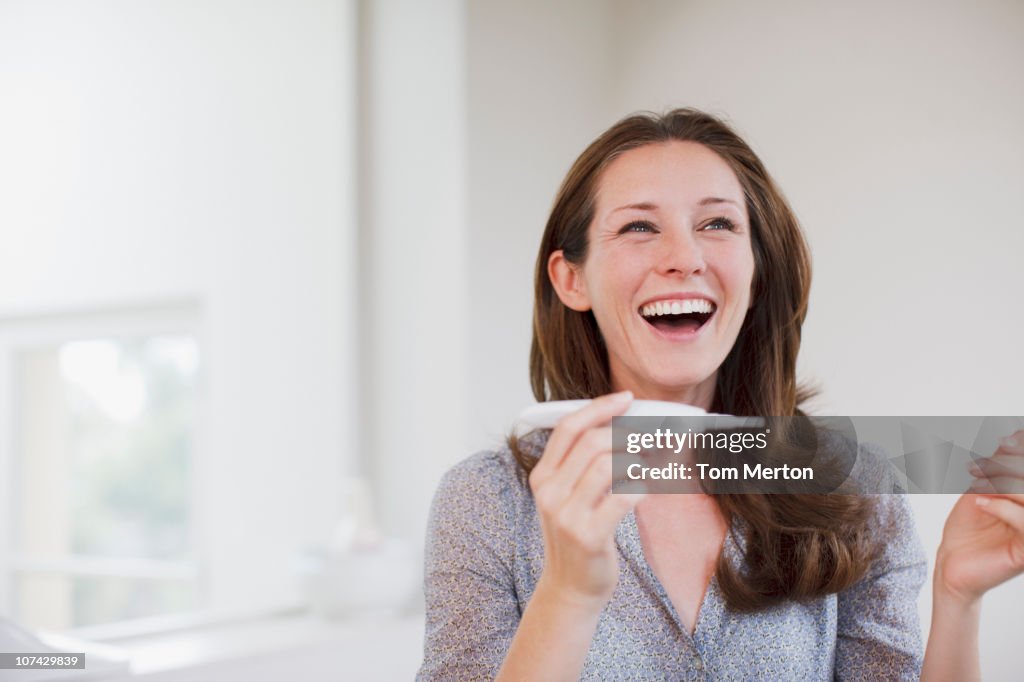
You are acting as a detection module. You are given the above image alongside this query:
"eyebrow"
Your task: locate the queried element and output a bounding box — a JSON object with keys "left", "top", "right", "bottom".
{"left": 698, "top": 197, "right": 741, "bottom": 207}
{"left": 610, "top": 197, "right": 741, "bottom": 213}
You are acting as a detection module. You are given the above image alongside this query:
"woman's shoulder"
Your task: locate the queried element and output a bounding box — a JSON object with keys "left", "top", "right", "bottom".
{"left": 839, "top": 440, "right": 928, "bottom": 586}
{"left": 436, "top": 448, "right": 524, "bottom": 499}
{"left": 810, "top": 429, "right": 925, "bottom": 565}
{"left": 430, "top": 430, "right": 550, "bottom": 516}
{"left": 814, "top": 425, "right": 910, "bottom": 495}
{"left": 425, "top": 432, "right": 550, "bottom": 562}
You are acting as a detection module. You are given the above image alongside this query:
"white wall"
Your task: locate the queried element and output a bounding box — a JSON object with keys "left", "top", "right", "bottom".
{"left": 363, "top": 0, "right": 621, "bottom": 542}
{"left": 465, "top": 0, "right": 617, "bottom": 451}
{"left": 360, "top": 0, "right": 470, "bottom": 542}
{"left": 0, "top": 0, "right": 358, "bottom": 614}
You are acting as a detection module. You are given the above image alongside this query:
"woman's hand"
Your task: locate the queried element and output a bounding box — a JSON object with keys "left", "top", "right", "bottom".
{"left": 935, "top": 430, "right": 1024, "bottom": 603}
{"left": 921, "top": 432, "right": 1024, "bottom": 681}
{"left": 528, "top": 390, "right": 645, "bottom": 610}
{"left": 497, "top": 392, "right": 642, "bottom": 681}
{"left": 496, "top": 391, "right": 644, "bottom": 681}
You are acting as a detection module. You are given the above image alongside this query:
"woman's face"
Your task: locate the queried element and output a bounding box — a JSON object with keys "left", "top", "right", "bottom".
{"left": 551, "top": 141, "right": 756, "bottom": 407}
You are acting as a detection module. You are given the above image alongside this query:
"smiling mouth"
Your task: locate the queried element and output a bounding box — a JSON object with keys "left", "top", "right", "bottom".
{"left": 639, "top": 300, "right": 716, "bottom": 334}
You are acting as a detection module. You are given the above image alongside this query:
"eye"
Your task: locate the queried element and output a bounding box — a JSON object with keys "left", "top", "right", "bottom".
{"left": 700, "top": 217, "right": 737, "bottom": 232}
{"left": 620, "top": 220, "right": 658, "bottom": 234}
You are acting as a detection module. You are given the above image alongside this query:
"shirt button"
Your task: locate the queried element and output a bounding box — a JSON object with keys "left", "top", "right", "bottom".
{"left": 694, "top": 658, "right": 704, "bottom": 671}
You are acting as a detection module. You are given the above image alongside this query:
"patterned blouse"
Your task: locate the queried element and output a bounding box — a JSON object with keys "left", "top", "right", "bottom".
{"left": 417, "top": 432, "right": 927, "bottom": 681}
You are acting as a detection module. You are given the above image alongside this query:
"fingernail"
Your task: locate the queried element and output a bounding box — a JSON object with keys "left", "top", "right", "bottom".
{"left": 1001, "top": 437, "right": 1019, "bottom": 449}
{"left": 975, "top": 496, "right": 991, "bottom": 507}
{"left": 967, "top": 462, "right": 983, "bottom": 476}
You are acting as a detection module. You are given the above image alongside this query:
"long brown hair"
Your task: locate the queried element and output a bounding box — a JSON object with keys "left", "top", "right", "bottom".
{"left": 511, "top": 108, "right": 876, "bottom": 611}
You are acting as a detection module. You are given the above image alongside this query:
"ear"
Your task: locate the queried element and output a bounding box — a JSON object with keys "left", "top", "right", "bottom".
{"left": 548, "top": 250, "right": 592, "bottom": 312}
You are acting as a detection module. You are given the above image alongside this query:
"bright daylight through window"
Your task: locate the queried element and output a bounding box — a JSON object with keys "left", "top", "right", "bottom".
{"left": 6, "top": 333, "right": 201, "bottom": 630}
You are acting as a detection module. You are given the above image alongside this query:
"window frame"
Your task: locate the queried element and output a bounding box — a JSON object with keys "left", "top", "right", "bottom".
{"left": 0, "top": 299, "right": 207, "bottom": 630}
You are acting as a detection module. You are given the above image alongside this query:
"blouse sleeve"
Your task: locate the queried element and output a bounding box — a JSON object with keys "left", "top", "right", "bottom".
{"left": 834, "top": 482, "right": 928, "bottom": 680}
{"left": 416, "top": 451, "right": 524, "bottom": 681}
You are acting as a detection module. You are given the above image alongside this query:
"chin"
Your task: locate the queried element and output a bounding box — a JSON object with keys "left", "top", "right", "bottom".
{"left": 642, "top": 370, "right": 717, "bottom": 397}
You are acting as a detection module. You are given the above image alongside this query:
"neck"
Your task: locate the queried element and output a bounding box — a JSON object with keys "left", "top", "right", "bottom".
{"left": 610, "top": 374, "right": 717, "bottom": 411}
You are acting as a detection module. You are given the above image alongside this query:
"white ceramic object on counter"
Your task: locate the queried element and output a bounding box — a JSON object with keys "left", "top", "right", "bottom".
{"left": 293, "top": 539, "right": 419, "bottom": 619}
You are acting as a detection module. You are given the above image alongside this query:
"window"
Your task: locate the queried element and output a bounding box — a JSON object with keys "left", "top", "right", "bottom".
{"left": 0, "top": 302, "right": 204, "bottom": 630}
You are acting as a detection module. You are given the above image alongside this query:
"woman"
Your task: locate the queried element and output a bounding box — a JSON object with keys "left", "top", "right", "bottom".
{"left": 417, "top": 109, "right": 1024, "bottom": 680}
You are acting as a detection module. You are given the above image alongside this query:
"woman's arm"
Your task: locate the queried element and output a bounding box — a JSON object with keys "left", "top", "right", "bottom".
{"left": 417, "top": 392, "right": 641, "bottom": 681}
{"left": 834, "top": 491, "right": 928, "bottom": 681}
{"left": 921, "top": 431, "right": 1024, "bottom": 681}
{"left": 920, "top": 579, "right": 981, "bottom": 682}
{"left": 417, "top": 451, "right": 524, "bottom": 681}
{"left": 496, "top": 391, "right": 643, "bottom": 681}
{"left": 495, "top": 577, "right": 607, "bottom": 681}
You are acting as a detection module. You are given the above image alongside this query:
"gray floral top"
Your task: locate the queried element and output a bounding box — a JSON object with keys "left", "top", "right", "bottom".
{"left": 417, "top": 433, "right": 926, "bottom": 681}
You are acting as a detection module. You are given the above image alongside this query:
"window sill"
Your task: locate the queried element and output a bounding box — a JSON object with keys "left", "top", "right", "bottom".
{"left": 29, "top": 610, "right": 424, "bottom": 681}
{"left": 115, "top": 610, "right": 424, "bottom": 680}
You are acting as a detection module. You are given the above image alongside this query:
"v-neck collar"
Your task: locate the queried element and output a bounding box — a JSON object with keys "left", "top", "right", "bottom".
{"left": 614, "top": 509, "right": 741, "bottom": 650}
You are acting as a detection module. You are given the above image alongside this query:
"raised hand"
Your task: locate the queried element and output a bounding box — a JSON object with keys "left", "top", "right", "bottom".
{"left": 528, "top": 390, "right": 645, "bottom": 606}
{"left": 936, "top": 430, "right": 1024, "bottom": 602}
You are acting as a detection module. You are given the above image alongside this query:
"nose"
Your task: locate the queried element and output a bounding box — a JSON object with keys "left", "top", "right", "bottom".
{"left": 656, "top": 227, "right": 706, "bottom": 278}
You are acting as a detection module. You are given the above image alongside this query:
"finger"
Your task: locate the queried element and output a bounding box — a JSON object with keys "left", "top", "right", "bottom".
{"left": 969, "top": 476, "right": 1024, "bottom": 494}
{"left": 969, "top": 491, "right": 1024, "bottom": 504}
{"left": 969, "top": 455, "right": 1024, "bottom": 479}
{"left": 995, "top": 434, "right": 1024, "bottom": 456}
{"left": 611, "top": 454, "right": 649, "bottom": 493}
{"left": 533, "top": 428, "right": 613, "bottom": 511}
{"left": 548, "top": 391, "right": 632, "bottom": 470}
{"left": 571, "top": 452, "right": 615, "bottom": 507}
{"left": 559, "top": 427, "right": 614, "bottom": 490}
{"left": 531, "top": 391, "right": 632, "bottom": 484}
{"left": 976, "top": 496, "right": 1024, "bottom": 534}
{"left": 591, "top": 488, "right": 645, "bottom": 537}
{"left": 554, "top": 454, "right": 615, "bottom": 532}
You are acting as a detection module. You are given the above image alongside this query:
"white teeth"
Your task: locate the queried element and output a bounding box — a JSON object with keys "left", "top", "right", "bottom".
{"left": 640, "top": 299, "right": 716, "bottom": 317}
